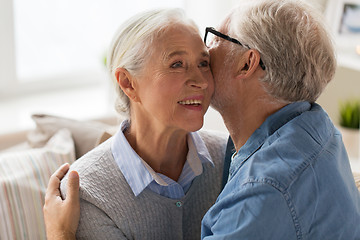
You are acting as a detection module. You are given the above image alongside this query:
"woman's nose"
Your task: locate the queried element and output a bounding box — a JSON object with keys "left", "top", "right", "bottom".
{"left": 188, "top": 67, "right": 211, "bottom": 89}
{"left": 188, "top": 70, "right": 209, "bottom": 89}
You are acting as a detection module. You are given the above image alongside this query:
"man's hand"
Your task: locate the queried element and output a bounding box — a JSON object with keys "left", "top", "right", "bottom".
{"left": 43, "top": 163, "right": 80, "bottom": 240}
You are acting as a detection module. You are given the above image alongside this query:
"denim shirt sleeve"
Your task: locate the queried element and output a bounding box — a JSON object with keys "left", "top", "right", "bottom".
{"left": 201, "top": 181, "right": 298, "bottom": 239}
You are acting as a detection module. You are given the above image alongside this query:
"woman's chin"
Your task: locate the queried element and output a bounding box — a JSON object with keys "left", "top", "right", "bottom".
{"left": 184, "top": 120, "right": 204, "bottom": 132}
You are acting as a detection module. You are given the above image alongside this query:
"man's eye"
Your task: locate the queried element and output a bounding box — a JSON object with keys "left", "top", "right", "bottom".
{"left": 171, "top": 61, "right": 183, "bottom": 68}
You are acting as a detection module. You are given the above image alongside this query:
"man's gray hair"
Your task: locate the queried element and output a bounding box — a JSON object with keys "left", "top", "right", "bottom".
{"left": 226, "top": 0, "right": 336, "bottom": 103}
{"left": 107, "top": 8, "right": 198, "bottom": 117}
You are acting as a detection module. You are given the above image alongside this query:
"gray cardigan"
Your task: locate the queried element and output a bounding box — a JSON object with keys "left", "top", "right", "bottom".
{"left": 61, "top": 130, "right": 227, "bottom": 240}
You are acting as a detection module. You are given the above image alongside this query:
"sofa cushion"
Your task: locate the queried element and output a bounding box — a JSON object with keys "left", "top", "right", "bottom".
{"left": 0, "top": 129, "right": 76, "bottom": 240}
{"left": 28, "top": 114, "right": 117, "bottom": 159}
{"left": 354, "top": 172, "right": 360, "bottom": 191}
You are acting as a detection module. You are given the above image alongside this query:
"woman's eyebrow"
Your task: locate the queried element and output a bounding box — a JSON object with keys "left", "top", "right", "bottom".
{"left": 165, "top": 50, "right": 187, "bottom": 60}
{"left": 165, "top": 50, "right": 210, "bottom": 61}
{"left": 201, "top": 51, "right": 210, "bottom": 58}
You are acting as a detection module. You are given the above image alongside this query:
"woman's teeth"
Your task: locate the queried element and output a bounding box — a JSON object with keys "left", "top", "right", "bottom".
{"left": 178, "top": 99, "right": 202, "bottom": 105}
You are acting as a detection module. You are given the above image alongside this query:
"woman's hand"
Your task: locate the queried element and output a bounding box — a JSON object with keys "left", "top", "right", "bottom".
{"left": 43, "top": 163, "right": 80, "bottom": 240}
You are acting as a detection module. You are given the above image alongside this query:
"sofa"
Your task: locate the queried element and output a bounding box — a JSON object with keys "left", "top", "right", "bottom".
{"left": 0, "top": 114, "right": 119, "bottom": 240}
{"left": 0, "top": 114, "right": 359, "bottom": 240}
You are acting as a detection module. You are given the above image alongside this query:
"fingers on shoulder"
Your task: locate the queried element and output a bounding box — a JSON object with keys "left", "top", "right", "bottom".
{"left": 53, "top": 163, "right": 71, "bottom": 180}
{"left": 45, "top": 163, "right": 71, "bottom": 200}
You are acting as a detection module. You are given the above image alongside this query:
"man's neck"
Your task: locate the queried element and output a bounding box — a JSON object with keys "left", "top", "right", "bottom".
{"left": 222, "top": 99, "right": 286, "bottom": 152}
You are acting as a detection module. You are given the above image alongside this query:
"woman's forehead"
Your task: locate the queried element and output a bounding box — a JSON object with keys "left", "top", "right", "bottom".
{"left": 154, "top": 27, "right": 206, "bottom": 56}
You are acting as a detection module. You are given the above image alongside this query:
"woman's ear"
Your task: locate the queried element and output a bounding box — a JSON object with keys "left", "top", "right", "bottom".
{"left": 236, "top": 49, "right": 262, "bottom": 78}
{"left": 115, "top": 68, "right": 139, "bottom": 102}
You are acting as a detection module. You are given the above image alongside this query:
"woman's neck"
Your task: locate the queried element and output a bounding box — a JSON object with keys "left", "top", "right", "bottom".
{"left": 124, "top": 120, "right": 188, "bottom": 182}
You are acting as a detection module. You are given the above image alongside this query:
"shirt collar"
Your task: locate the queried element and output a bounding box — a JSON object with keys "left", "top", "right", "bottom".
{"left": 111, "top": 120, "right": 214, "bottom": 196}
{"left": 229, "top": 101, "right": 311, "bottom": 179}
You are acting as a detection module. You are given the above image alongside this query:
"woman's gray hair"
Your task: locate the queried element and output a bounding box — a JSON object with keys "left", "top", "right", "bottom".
{"left": 226, "top": 0, "right": 336, "bottom": 103}
{"left": 107, "top": 8, "right": 198, "bottom": 117}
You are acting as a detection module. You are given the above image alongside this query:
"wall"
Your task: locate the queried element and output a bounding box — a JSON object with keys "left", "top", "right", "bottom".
{"left": 314, "top": 0, "right": 360, "bottom": 124}
{"left": 317, "top": 66, "right": 360, "bottom": 125}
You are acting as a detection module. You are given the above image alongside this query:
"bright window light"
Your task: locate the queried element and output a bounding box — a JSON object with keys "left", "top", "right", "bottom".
{"left": 13, "top": 0, "right": 184, "bottom": 83}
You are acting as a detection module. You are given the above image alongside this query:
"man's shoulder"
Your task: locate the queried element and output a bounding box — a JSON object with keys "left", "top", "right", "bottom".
{"left": 235, "top": 106, "right": 341, "bottom": 191}
{"left": 271, "top": 104, "right": 339, "bottom": 163}
{"left": 289, "top": 103, "right": 336, "bottom": 142}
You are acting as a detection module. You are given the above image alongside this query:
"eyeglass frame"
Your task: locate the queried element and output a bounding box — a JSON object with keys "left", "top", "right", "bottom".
{"left": 204, "top": 27, "right": 266, "bottom": 70}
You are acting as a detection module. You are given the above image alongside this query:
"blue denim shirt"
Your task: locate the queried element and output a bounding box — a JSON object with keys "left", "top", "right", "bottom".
{"left": 202, "top": 102, "right": 360, "bottom": 239}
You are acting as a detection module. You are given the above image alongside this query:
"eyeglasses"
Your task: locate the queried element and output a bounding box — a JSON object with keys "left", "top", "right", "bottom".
{"left": 204, "top": 27, "right": 265, "bottom": 70}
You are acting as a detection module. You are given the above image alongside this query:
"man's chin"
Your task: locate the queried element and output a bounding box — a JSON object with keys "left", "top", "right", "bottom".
{"left": 210, "top": 100, "right": 222, "bottom": 113}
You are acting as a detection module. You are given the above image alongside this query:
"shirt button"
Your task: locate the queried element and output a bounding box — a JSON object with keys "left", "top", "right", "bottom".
{"left": 175, "top": 201, "right": 182, "bottom": 207}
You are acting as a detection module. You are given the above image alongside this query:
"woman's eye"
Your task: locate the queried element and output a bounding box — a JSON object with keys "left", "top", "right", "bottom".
{"left": 199, "top": 60, "right": 210, "bottom": 68}
{"left": 171, "top": 61, "right": 183, "bottom": 68}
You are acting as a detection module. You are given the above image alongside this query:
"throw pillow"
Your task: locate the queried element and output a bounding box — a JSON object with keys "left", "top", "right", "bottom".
{"left": 28, "top": 114, "right": 118, "bottom": 158}
{"left": 0, "top": 129, "right": 76, "bottom": 240}
{"left": 353, "top": 172, "right": 360, "bottom": 191}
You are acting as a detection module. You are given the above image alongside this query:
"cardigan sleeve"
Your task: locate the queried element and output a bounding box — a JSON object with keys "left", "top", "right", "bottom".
{"left": 76, "top": 198, "right": 128, "bottom": 240}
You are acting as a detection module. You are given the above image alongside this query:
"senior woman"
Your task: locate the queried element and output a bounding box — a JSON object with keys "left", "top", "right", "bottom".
{"left": 44, "top": 8, "right": 227, "bottom": 240}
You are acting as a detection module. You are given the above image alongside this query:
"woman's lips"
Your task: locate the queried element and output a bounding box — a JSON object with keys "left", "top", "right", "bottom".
{"left": 178, "top": 96, "right": 204, "bottom": 111}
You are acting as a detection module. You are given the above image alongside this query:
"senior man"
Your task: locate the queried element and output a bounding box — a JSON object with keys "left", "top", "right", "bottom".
{"left": 201, "top": 0, "right": 360, "bottom": 239}
{"left": 44, "top": 0, "right": 360, "bottom": 239}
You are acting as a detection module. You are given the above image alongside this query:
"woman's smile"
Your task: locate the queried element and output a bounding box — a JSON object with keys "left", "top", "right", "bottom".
{"left": 178, "top": 95, "right": 204, "bottom": 111}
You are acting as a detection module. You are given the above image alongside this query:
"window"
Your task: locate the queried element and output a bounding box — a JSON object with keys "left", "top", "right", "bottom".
{"left": 0, "top": 0, "right": 231, "bottom": 134}
{"left": 0, "top": 0, "right": 184, "bottom": 98}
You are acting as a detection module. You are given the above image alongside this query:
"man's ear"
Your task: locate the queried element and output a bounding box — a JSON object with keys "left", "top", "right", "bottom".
{"left": 236, "top": 49, "right": 262, "bottom": 78}
{"left": 115, "top": 68, "right": 139, "bottom": 102}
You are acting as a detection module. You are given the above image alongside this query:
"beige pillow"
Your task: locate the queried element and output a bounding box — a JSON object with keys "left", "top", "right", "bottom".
{"left": 353, "top": 172, "right": 360, "bottom": 191}
{"left": 0, "top": 129, "right": 76, "bottom": 240}
{"left": 28, "top": 114, "right": 117, "bottom": 159}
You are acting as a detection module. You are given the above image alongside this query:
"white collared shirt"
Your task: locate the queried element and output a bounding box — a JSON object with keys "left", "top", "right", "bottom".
{"left": 111, "top": 120, "right": 214, "bottom": 199}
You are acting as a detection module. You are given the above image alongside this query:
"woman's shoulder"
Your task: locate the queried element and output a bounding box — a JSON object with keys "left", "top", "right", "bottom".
{"left": 197, "top": 129, "right": 228, "bottom": 165}
{"left": 60, "top": 139, "right": 126, "bottom": 199}
{"left": 198, "top": 129, "right": 228, "bottom": 149}
{"left": 71, "top": 139, "right": 113, "bottom": 174}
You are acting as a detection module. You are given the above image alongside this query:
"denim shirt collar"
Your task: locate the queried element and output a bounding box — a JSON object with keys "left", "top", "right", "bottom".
{"left": 229, "top": 101, "right": 311, "bottom": 180}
